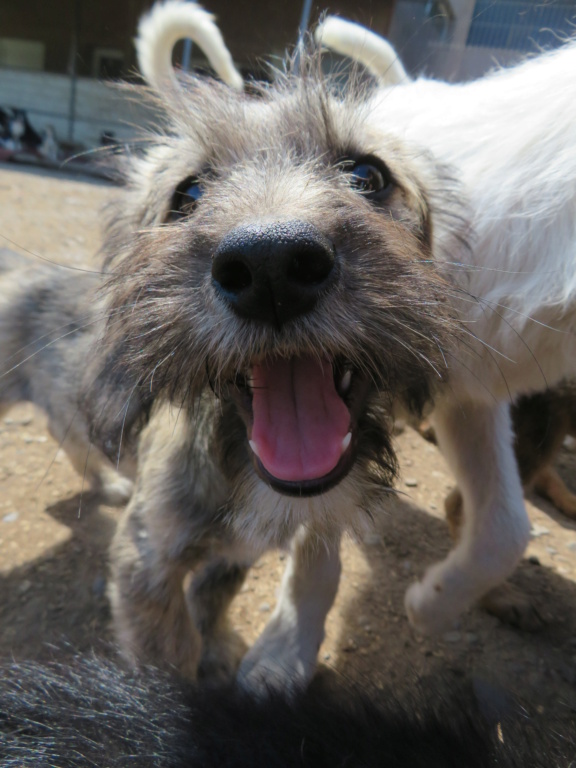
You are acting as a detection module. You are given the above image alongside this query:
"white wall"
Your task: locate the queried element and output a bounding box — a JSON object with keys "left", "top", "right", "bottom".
{"left": 0, "top": 68, "right": 156, "bottom": 148}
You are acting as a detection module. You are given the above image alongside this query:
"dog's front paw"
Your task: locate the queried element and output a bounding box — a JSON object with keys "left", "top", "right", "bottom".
{"left": 236, "top": 649, "right": 311, "bottom": 697}
{"left": 198, "top": 628, "right": 248, "bottom": 683}
{"left": 404, "top": 567, "right": 464, "bottom": 634}
{"left": 236, "top": 617, "right": 317, "bottom": 696}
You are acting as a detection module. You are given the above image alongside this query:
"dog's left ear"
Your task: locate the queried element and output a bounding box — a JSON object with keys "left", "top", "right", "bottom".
{"left": 80, "top": 349, "right": 154, "bottom": 464}
{"left": 136, "top": 0, "right": 243, "bottom": 95}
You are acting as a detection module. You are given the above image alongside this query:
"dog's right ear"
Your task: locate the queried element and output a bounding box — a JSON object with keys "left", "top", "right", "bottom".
{"left": 80, "top": 349, "right": 154, "bottom": 465}
{"left": 136, "top": 0, "right": 243, "bottom": 95}
{"left": 314, "top": 16, "right": 410, "bottom": 86}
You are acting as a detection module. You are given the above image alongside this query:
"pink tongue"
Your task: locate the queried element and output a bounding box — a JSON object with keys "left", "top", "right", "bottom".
{"left": 250, "top": 357, "right": 350, "bottom": 482}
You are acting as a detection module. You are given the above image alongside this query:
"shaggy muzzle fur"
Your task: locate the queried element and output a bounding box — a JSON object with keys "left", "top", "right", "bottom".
{"left": 91, "top": 70, "right": 462, "bottom": 505}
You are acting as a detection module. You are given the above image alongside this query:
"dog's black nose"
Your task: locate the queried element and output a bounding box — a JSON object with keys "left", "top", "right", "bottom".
{"left": 212, "top": 221, "right": 337, "bottom": 325}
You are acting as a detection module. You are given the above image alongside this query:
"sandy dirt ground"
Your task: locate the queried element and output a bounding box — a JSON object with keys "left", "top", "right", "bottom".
{"left": 0, "top": 164, "right": 575, "bottom": 753}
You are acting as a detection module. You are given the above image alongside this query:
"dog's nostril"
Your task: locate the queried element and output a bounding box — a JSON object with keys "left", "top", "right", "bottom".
{"left": 287, "top": 247, "right": 335, "bottom": 286}
{"left": 213, "top": 259, "right": 252, "bottom": 294}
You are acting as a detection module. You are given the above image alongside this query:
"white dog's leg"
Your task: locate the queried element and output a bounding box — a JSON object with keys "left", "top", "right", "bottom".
{"left": 237, "top": 526, "right": 341, "bottom": 695}
{"left": 405, "top": 400, "right": 531, "bottom": 634}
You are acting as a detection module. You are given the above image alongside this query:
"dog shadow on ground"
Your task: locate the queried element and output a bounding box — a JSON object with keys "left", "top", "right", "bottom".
{"left": 528, "top": 491, "right": 576, "bottom": 533}
{"left": 2, "top": 465, "right": 576, "bottom": 748}
{"left": 0, "top": 492, "right": 117, "bottom": 659}
{"left": 324, "top": 492, "right": 576, "bottom": 741}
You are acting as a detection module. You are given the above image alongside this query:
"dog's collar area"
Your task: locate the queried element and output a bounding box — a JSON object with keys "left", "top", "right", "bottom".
{"left": 227, "top": 356, "right": 369, "bottom": 497}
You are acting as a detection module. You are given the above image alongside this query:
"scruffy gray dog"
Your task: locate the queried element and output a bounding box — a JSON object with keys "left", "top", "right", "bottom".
{"left": 0, "top": 248, "right": 133, "bottom": 505}
{"left": 80, "top": 1, "right": 466, "bottom": 693}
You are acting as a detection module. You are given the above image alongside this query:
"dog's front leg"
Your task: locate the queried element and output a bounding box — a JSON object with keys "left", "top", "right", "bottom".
{"left": 187, "top": 556, "right": 250, "bottom": 682}
{"left": 237, "top": 525, "right": 341, "bottom": 695}
{"left": 109, "top": 500, "right": 206, "bottom": 679}
{"left": 405, "top": 399, "right": 531, "bottom": 634}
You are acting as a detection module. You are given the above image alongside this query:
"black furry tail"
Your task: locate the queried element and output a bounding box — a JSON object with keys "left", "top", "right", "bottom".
{"left": 0, "top": 655, "right": 559, "bottom": 767}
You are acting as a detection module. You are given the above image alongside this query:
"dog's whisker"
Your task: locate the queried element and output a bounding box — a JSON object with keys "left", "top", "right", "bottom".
{"left": 0, "top": 233, "right": 111, "bottom": 276}
{"left": 113, "top": 382, "right": 144, "bottom": 472}
{"left": 34, "top": 403, "right": 84, "bottom": 494}
{"left": 476, "top": 295, "right": 570, "bottom": 335}
{"left": 0, "top": 319, "right": 106, "bottom": 382}
{"left": 465, "top": 293, "right": 549, "bottom": 391}
{"left": 441, "top": 260, "right": 566, "bottom": 277}
{"left": 0, "top": 304, "right": 133, "bottom": 371}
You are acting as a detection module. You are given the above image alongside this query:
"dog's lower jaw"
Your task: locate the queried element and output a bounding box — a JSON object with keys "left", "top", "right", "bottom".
{"left": 228, "top": 466, "right": 382, "bottom": 551}
{"left": 216, "top": 391, "right": 395, "bottom": 548}
{"left": 405, "top": 399, "right": 531, "bottom": 635}
{"left": 251, "top": 447, "right": 355, "bottom": 498}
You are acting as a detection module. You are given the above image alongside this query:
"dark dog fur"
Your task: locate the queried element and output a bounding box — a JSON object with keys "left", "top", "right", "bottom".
{"left": 81, "top": 36, "right": 468, "bottom": 690}
{"left": 0, "top": 654, "right": 559, "bottom": 767}
{"left": 0, "top": 248, "right": 134, "bottom": 504}
{"left": 512, "top": 384, "right": 576, "bottom": 518}
{"left": 446, "top": 383, "right": 576, "bottom": 526}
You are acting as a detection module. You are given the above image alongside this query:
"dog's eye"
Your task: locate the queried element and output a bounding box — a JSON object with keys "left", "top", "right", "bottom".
{"left": 169, "top": 176, "right": 204, "bottom": 220}
{"left": 348, "top": 157, "right": 392, "bottom": 200}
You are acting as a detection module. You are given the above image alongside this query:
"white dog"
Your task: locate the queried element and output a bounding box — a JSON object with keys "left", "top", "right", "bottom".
{"left": 317, "top": 18, "right": 576, "bottom": 632}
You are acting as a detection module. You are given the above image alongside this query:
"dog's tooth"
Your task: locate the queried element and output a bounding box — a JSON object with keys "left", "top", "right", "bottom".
{"left": 340, "top": 369, "right": 352, "bottom": 394}
{"left": 341, "top": 432, "right": 352, "bottom": 452}
{"left": 249, "top": 439, "right": 260, "bottom": 458}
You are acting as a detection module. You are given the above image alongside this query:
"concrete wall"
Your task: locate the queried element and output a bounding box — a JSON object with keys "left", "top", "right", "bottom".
{"left": 0, "top": 68, "right": 155, "bottom": 148}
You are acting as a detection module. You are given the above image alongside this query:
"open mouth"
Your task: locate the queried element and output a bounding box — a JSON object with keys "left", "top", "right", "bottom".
{"left": 229, "top": 355, "right": 369, "bottom": 497}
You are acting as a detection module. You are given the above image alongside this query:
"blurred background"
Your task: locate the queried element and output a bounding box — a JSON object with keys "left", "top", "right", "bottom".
{"left": 0, "top": 0, "right": 575, "bottom": 160}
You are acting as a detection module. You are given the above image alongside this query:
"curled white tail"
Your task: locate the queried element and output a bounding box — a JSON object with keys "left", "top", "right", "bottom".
{"left": 136, "top": 0, "right": 243, "bottom": 93}
{"left": 315, "top": 16, "right": 409, "bottom": 86}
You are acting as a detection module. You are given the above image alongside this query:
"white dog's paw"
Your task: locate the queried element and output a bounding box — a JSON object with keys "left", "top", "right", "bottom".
{"left": 404, "top": 565, "right": 466, "bottom": 635}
